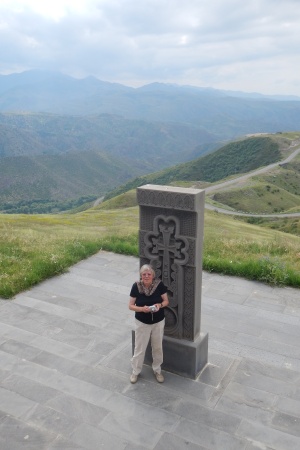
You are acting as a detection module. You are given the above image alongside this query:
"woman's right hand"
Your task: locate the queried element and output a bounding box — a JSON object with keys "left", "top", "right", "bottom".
{"left": 141, "top": 305, "right": 150, "bottom": 313}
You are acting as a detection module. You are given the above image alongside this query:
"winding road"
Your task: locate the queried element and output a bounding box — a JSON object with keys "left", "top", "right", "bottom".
{"left": 203, "top": 141, "right": 300, "bottom": 218}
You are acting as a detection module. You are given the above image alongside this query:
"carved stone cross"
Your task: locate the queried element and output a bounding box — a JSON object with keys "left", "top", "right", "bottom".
{"left": 144, "top": 215, "right": 189, "bottom": 287}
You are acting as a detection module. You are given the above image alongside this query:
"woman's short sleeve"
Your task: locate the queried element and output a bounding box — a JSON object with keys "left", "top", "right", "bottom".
{"left": 130, "top": 282, "right": 138, "bottom": 298}
{"left": 158, "top": 281, "right": 168, "bottom": 295}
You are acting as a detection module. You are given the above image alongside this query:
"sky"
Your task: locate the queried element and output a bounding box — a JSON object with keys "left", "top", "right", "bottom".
{"left": 1, "top": 0, "right": 300, "bottom": 95}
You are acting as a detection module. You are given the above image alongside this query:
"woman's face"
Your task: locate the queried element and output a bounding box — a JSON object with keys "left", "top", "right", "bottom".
{"left": 141, "top": 270, "right": 154, "bottom": 286}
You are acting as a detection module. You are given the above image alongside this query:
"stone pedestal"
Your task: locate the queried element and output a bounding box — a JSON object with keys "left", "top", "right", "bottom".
{"left": 132, "top": 331, "right": 208, "bottom": 379}
{"left": 133, "top": 184, "right": 208, "bottom": 379}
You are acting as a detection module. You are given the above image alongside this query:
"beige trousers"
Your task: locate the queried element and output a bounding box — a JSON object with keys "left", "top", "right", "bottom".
{"left": 131, "top": 318, "right": 165, "bottom": 375}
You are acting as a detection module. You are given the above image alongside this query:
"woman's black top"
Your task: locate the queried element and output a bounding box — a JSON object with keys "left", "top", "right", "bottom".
{"left": 130, "top": 281, "right": 168, "bottom": 325}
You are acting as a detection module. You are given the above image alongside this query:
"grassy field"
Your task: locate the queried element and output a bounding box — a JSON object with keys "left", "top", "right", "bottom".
{"left": 1, "top": 201, "right": 300, "bottom": 299}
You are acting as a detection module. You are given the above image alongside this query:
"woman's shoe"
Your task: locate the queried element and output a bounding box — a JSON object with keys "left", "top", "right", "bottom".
{"left": 154, "top": 372, "right": 164, "bottom": 383}
{"left": 130, "top": 373, "right": 138, "bottom": 384}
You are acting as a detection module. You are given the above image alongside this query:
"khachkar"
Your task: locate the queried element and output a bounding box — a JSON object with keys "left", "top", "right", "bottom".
{"left": 137, "top": 184, "right": 208, "bottom": 379}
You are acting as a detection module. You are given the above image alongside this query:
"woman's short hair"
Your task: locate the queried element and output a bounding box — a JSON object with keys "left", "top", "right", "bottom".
{"left": 140, "top": 264, "right": 155, "bottom": 277}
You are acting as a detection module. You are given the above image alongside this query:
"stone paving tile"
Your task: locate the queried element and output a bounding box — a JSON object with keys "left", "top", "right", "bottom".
{"left": 237, "top": 419, "right": 300, "bottom": 450}
{"left": 75, "top": 365, "right": 131, "bottom": 393}
{"left": 83, "top": 303, "right": 130, "bottom": 323}
{"left": 102, "top": 391, "right": 180, "bottom": 432}
{"left": 153, "top": 433, "right": 208, "bottom": 450}
{"left": 0, "top": 415, "right": 57, "bottom": 450}
{"left": 207, "top": 351, "right": 237, "bottom": 370}
{"left": 274, "top": 396, "right": 300, "bottom": 419}
{"left": 276, "top": 321, "right": 300, "bottom": 338}
{"left": 122, "top": 379, "right": 182, "bottom": 411}
{"left": 271, "top": 410, "right": 300, "bottom": 437}
{"left": 256, "top": 308, "right": 300, "bottom": 326}
{"left": 46, "top": 437, "right": 86, "bottom": 449}
{"left": 33, "top": 279, "right": 105, "bottom": 304}
{"left": 245, "top": 443, "right": 274, "bottom": 450}
{"left": 0, "top": 368, "right": 10, "bottom": 382}
{"left": 216, "top": 379, "right": 277, "bottom": 425}
{"left": 216, "top": 395, "right": 275, "bottom": 426}
{"left": 0, "top": 373, "right": 61, "bottom": 404}
{"left": 170, "top": 396, "right": 242, "bottom": 434}
{"left": 261, "top": 327, "right": 300, "bottom": 347}
{"left": 202, "top": 288, "right": 249, "bottom": 304}
{"left": 203, "top": 315, "right": 263, "bottom": 338}
{"left": 284, "top": 357, "right": 300, "bottom": 373}
{"left": 238, "top": 359, "right": 300, "bottom": 387}
{"left": 28, "top": 334, "right": 104, "bottom": 366}
{"left": 21, "top": 403, "right": 81, "bottom": 438}
{"left": 0, "top": 338, "right": 43, "bottom": 360}
{"left": 99, "top": 412, "right": 164, "bottom": 448}
{"left": 201, "top": 318, "right": 238, "bottom": 339}
{"left": 45, "top": 393, "right": 109, "bottom": 428}
{"left": 0, "top": 349, "right": 112, "bottom": 406}
{"left": 239, "top": 359, "right": 300, "bottom": 384}
{"left": 0, "top": 313, "right": 62, "bottom": 337}
{"left": 30, "top": 350, "right": 88, "bottom": 377}
{"left": 102, "top": 342, "right": 135, "bottom": 372}
{"left": 244, "top": 295, "right": 286, "bottom": 312}
{"left": 125, "top": 443, "right": 156, "bottom": 450}
{"left": 0, "top": 409, "right": 7, "bottom": 424}
{"left": 197, "top": 360, "right": 233, "bottom": 387}
{"left": 139, "top": 366, "right": 217, "bottom": 403}
{"left": 0, "top": 386, "right": 37, "bottom": 417}
{"left": 203, "top": 296, "right": 258, "bottom": 318}
{"left": 284, "top": 305, "right": 300, "bottom": 317}
{"left": 84, "top": 331, "right": 127, "bottom": 355}
{"left": 173, "top": 417, "right": 248, "bottom": 450}
{"left": 69, "top": 422, "right": 128, "bottom": 450}
{"left": 37, "top": 329, "right": 92, "bottom": 351}
{"left": 232, "top": 369, "right": 300, "bottom": 400}
{"left": 238, "top": 345, "right": 290, "bottom": 368}
{"left": 18, "top": 291, "right": 93, "bottom": 312}
{"left": 3, "top": 301, "right": 67, "bottom": 329}
{"left": 221, "top": 380, "right": 278, "bottom": 409}
{"left": 0, "top": 320, "right": 42, "bottom": 344}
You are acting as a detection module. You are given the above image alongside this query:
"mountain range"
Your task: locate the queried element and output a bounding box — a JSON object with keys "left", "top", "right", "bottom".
{"left": 2, "top": 70, "right": 300, "bottom": 137}
{"left": 1, "top": 70, "right": 300, "bottom": 213}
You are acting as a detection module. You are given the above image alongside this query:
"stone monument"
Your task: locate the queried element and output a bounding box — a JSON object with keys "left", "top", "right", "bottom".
{"left": 135, "top": 184, "right": 208, "bottom": 379}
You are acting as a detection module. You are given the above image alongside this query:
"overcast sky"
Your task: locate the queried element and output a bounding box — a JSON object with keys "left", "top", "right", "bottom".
{"left": 1, "top": 0, "right": 300, "bottom": 95}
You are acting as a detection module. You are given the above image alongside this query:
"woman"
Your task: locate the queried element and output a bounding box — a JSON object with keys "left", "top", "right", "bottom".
{"left": 129, "top": 264, "right": 169, "bottom": 384}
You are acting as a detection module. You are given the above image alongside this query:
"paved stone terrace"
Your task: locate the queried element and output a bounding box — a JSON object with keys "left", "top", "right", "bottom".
{"left": 0, "top": 251, "right": 300, "bottom": 450}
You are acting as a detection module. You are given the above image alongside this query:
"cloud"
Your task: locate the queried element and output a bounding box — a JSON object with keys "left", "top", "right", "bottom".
{"left": 0, "top": 0, "right": 300, "bottom": 95}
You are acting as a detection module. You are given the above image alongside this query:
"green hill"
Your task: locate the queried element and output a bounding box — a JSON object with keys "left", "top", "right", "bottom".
{"left": 0, "top": 151, "right": 142, "bottom": 213}
{"left": 210, "top": 150, "right": 300, "bottom": 214}
{"left": 104, "top": 136, "right": 282, "bottom": 200}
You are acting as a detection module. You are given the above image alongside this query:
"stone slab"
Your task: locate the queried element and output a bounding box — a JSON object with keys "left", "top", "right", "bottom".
{"left": 132, "top": 330, "right": 208, "bottom": 379}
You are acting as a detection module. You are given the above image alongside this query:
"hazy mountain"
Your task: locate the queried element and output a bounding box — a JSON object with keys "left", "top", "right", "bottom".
{"left": 1, "top": 70, "right": 300, "bottom": 139}
{"left": 0, "top": 112, "right": 215, "bottom": 164}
